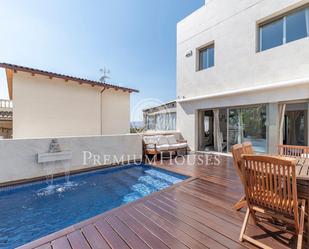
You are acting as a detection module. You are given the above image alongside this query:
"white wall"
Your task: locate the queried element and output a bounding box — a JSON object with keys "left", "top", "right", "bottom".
{"left": 12, "top": 72, "right": 131, "bottom": 138}
{"left": 101, "top": 89, "right": 130, "bottom": 134}
{"left": 178, "top": 83, "right": 309, "bottom": 151}
{"left": 177, "top": 0, "right": 309, "bottom": 151}
{"left": 0, "top": 134, "right": 142, "bottom": 184}
{"left": 177, "top": 0, "right": 309, "bottom": 99}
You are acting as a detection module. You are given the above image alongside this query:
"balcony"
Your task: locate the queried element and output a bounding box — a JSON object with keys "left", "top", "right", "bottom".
{"left": 0, "top": 99, "right": 13, "bottom": 111}
{"left": 0, "top": 99, "right": 12, "bottom": 138}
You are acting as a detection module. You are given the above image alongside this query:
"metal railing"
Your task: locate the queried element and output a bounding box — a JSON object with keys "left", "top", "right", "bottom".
{"left": 0, "top": 99, "right": 13, "bottom": 109}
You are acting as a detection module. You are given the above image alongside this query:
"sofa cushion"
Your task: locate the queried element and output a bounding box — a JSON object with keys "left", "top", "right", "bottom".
{"left": 145, "top": 144, "right": 156, "bottom": 150}
{"left": 143, "top": 135, "right": 158, "bottom": 145}
{"left": 169, "top": 143, "right": 188, "bottom": 150}
{"left": 166, "top": 135, "right": 178, "bottom": 145}
{"left": 157, "top": 136, "right": 169, "bottom": 145}
{"left": 156, "top": 144, "right": 170, "bottom": 151}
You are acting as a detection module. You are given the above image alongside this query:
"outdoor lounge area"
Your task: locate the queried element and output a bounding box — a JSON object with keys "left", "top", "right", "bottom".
{"left": 15, "top": 145, "right": 309, "bottom": 249}
{"left": 1, "top": 0, "right": 309, "bottom": 248}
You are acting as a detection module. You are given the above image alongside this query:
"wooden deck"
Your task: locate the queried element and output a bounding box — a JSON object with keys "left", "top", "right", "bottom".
{"left": 19, "top": 154, "right": 299, "bottom": 249}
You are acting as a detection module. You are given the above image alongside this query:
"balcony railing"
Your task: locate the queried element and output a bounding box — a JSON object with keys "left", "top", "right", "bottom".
{"left": 0, "top": 99, "right": 13, "bottom": 109}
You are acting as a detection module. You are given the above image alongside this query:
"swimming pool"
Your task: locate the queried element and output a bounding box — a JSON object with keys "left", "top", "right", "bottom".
{"left": 0, "top": 164, "right": 188, "bottom": 249}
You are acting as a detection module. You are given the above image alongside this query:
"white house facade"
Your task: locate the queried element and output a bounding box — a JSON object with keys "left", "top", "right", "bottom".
{"left": 0, "top": 63, "right": 138, "bottom": 139}
{"left": 177, "top": 0, "right": 309, "bottom": 153}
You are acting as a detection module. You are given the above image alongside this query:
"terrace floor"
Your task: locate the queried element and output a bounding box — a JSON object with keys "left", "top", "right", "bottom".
{"left": 19, "top": 154, "right": 298, "bottom": 249}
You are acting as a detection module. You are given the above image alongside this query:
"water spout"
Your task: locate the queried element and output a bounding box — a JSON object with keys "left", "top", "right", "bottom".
{"left": 37, "top": 139, "right": 73, "bottom": 195}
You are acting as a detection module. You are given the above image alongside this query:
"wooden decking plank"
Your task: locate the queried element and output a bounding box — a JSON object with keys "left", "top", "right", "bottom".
{"left": 159, "top": 191, "right": 243, "bottom": 227}
{"left": 141, "top": 200, "right": 229, "bottom": 249}
{"left": 51, "top": 236, "right": 72, "bottom": 249}
{"left": 67, "top": 230, "right": 91, "bottom": 249}
{"left": 178, "top": 184, "right": 235, "bottom": 207}
{"left": 95, "top": 218, "right": 130, "bottom": 249}
{"left": 34, "top": 243, "right": 52, "bottom": 249}
{"left": 124, "top": 207, "right": 190, "bottom": 249}
{"left": 82, "top": 224, "right": 111, "bottom": 249}
{"left": 115, "top": 210, "right": 170, "bottom": 249}
{"left": 189, "top": 178, "right": 244, "bottom": 197}
{"left": 134, "top": 204, "right": 210, "bottom": 249}
{"left": 157, "top": 192, "right": 243, "bottom": 240}
{"left": 105, "top": 215, "right": 150, "bottom": 249}
{"left": 163, "top": 188, "right": 266, "bottom": 237}
{"left": 147, "top": 198, "right": 248, "bottom": 249}
{"left": 184, "top": 181, "right": 241, "bottom": 203}
{"left": 163, "top": 187, "right": 245, "bottom": 225}
{"left": 192, "top": 177, "right": 244, "bottom": 192}
{"left": 161, "top": 186, "right": 292, "bottom": 248}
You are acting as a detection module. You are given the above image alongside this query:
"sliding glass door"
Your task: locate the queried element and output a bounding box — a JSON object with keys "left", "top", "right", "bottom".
{"left": 228, "top": 105, "right": 267, "bottom": 152}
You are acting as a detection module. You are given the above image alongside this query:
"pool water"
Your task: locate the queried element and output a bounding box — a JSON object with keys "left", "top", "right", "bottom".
{"left": 0, "top": 164, "right": 187, "bottom": 249}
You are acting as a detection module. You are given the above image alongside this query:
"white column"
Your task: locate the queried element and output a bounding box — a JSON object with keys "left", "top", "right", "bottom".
{"left": 177, "top": 102, "right": 196, "bottom": 152}
{"left": 267, "top": 103, "right": 279, "bottom": 154}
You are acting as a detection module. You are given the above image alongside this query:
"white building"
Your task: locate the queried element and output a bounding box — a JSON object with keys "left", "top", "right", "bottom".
{"left": 177, "top": 0, "right": 309, "bottom": 153}
{"left": 0, "top": 63, "right": 138, "bottom": 138}
{"left": 143, "top": 101, "right": 176, "bottom": 131}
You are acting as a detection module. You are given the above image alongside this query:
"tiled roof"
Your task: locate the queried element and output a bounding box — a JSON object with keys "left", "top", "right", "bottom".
{"left": 0, "top": 63, "right": 138, "bottom": 93}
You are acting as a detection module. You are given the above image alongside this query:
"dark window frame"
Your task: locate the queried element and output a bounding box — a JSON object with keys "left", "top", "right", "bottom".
{"left": 198, "top": 43, "right": 215, "bottom": 71}
{"left": 259, "top": 6, "right": 309, "bottom": 52}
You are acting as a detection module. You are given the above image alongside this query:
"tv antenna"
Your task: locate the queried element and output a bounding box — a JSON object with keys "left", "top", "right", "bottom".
{"left": 99, "top": 67, "right": 111, "bottom": 83}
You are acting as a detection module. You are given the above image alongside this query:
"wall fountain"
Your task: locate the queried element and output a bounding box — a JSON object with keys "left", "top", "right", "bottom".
{"left": 37, "top": 139, "right": 72, "bottom": 194}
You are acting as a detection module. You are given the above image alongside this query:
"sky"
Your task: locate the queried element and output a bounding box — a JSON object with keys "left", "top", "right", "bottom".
{"left": 0, "top": 0, "right": 204, "bottom": 121}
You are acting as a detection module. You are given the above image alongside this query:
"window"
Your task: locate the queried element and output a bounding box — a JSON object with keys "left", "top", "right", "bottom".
{"left": 198, "top": 44, "right": 214, "bottom": 70}
{"left": 228, "top": 105, "right": 267, "bottom": 153}
{"left": 259, "top": 7, "right": 309, "bottom": 51}
{"left": 260, "top": 19, "right": 284, "bottom": 51}
{"left": 286, "top": 9, "right": 307, "bottom": 42}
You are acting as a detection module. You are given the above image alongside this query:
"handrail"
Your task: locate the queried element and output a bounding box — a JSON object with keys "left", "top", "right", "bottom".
{"left": 0, "top": 99, "right": 13, "bottom": 109}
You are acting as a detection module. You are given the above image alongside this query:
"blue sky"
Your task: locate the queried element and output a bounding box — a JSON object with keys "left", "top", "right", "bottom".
{"left": 0, "top": 0, "right": 203, "bottom": 121}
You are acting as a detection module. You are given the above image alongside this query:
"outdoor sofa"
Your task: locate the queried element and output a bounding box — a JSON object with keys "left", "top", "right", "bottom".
{"left": 143, "top": 134, "right": 188, "bottom": 158}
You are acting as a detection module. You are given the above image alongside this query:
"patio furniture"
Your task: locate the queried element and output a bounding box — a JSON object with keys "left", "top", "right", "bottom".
{"left": 231, "top": 144, "right": 247, "bottom": 211}
{"left": 240, "top": 155, "right": 306, "bottom": 249}
{"left": 274, "top": 154, "right": 309, "bottom": 246}
{"left": 243, "top": 141, "right": 254, "bottom": 154}
{"left": 278, "top": 144, "right": 309, "bottom": 158}
{"left": 143, "top": 134, "right": 188, "bottom": 159}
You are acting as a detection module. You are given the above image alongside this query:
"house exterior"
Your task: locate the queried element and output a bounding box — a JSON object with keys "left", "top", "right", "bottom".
{"left": 143, "top": 101, "right": 176, "bottom": 131}
{"left": 0, "top": 99, "right": 12, "bottom": 138}
{"left": 177, "top": 0, "right": 309, "bottom": 153}
{"left": 0, "top": 63, "right": 138, "bottom": 139}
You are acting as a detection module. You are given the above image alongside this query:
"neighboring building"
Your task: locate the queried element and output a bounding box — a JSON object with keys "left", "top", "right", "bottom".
{"left": 143, "top": 101, "right": 176, "bottom": 131}
{"left": 177, "top": 0, "right": 309, "bottom": 153}
{"left": 0, "top": 63, "right": 138, "bottom": 138}
{"left": 0, "top": 99, "right": 13, "bottom": 138}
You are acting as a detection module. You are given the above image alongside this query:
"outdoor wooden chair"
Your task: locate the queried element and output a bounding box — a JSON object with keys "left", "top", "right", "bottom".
{"left": 278, "top": 144, "right": 309, "bottom": 158}
{"left": 231, "top": 144, "right": 247, "bottom": 211}
{"left": 240, "top": 155, "right": 306, "bottom": 249}
{"left": 243, "top": 141, "right": 254, "bottom": 154}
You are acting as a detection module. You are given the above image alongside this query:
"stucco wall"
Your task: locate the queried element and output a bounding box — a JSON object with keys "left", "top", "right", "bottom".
{"left": 177, "top": 0, "right": 309, "bottom": 152}
{"left": 12, "top": 72, "right": 131, "bottom": 138}
{"left": 0, "top": 134, "right": 142, "bottom": 184}
{"left": 101, "top": 89, "right": 130, "bottom": 134}
{"left": 178, "top": 84, "right": 309, "bottom": 152}
{"left": 177, "top": 0, "right": 309, "bottom": 99}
